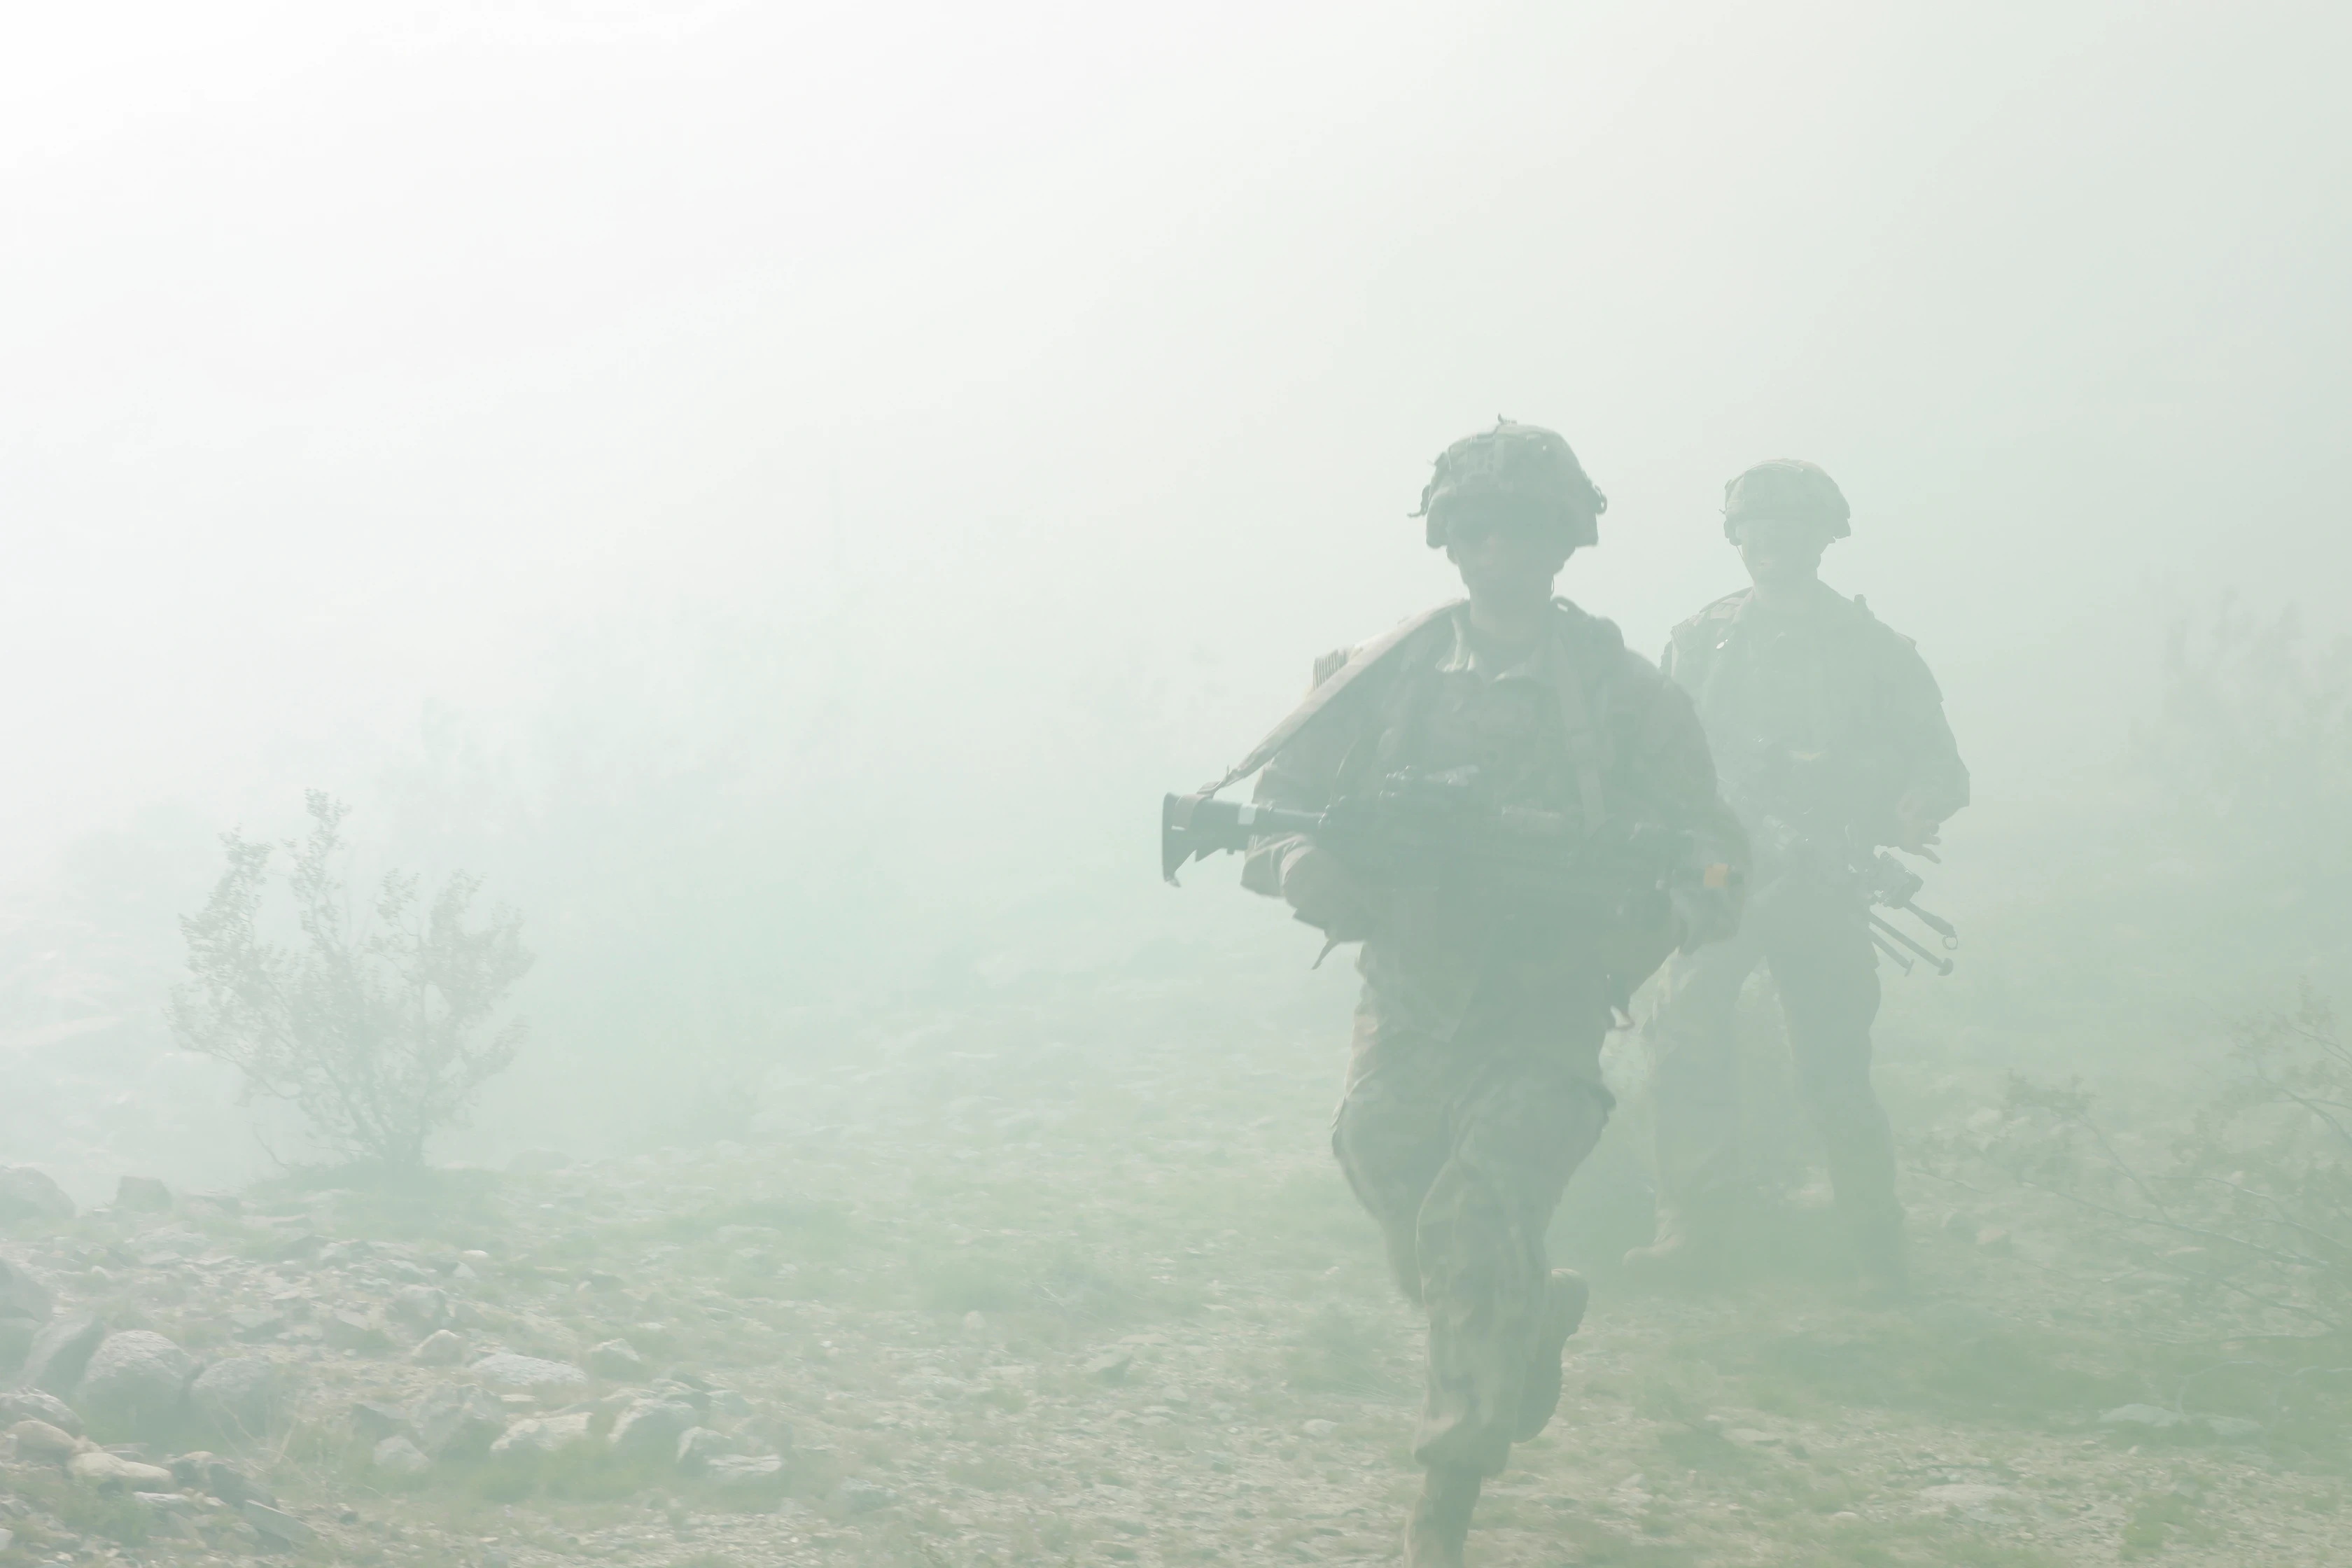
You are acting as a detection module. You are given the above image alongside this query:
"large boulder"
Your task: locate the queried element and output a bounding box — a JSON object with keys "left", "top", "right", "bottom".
{"left": 19, "top": 1315, "right": 107, "bottom": 1396}
{"left": 409, "top": 1383, "right": 507, "bottom": 1462}
{"left": 190, "top": 1357, "right": 284, "bottom": 1437}
{"left": 0, "top": 1168, "right": 74, "bottom": 1225}
{"left": 74, "top": 1330, "right": 197, "bottom": 1440}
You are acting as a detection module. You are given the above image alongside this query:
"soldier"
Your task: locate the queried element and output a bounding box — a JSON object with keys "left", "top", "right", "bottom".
{"left": 1226, "top": 422, "right": 1745, "bottom": 1567}
{"left": 1628, "top": 459, "right": 1968, "bottom": 1290}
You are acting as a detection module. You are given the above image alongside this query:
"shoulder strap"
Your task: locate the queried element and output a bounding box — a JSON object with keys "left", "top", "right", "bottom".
{"left": 1547, "top": 605, "right": 1609, "bottom": 831}
{"left": 1202, "top": 600, "right": 1462, "bottom": 794}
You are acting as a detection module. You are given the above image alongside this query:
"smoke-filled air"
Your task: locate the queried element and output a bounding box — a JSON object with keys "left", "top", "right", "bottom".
{"left": 1, "top": 4, "right": 2348, "bottom": 1565}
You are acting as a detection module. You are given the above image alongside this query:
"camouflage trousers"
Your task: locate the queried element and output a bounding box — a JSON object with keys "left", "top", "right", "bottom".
{"left": 1643, "top": 873, "right": 1900, "bottom": 1242}
{"left": 1332, "top": 1000, "right": 1613, "bottom": 1478}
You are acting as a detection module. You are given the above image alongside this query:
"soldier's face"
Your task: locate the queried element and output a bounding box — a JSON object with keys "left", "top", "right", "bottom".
{"left": 1733, "top": 517, "right": 1832, "bottom": 585}
{"left": 1444, "top": 516, "right": 1576, "bottom": 603}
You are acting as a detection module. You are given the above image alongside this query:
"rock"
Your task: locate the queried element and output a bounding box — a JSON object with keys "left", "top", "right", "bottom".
{"left": 2101, "top": 1403, "right": 2184, "bottom": 1432}
{"left": 587, "top": 1338, "right": 646, "bottom": 1378}
{"left": 1084, "top": 1350, "right": 1133, "bottom": 1383}
{"left": 2204, "top": 1415, "right": 2264, "bottom": 1443}
{"left": 169, "top": 1451, "right": 272, "bottom": 1506}
{"left": 8, "top": 1417, "right": 87, "bottom": 1462}
{"left": 131, "top": 1490, "right": 195, "bottom": 1535}
{"left": 1301, "top": 1418, "right": 1338, "bottom": 1438}
{"left": 348, "top": 1401, "right": 410, "bottom": 1443}
{"left": 190, "top": 1357, "right": 283, "bottom": 1436}
{"left": 675, "top": 1425, "right": 736, "bottom": 1472}
{"left": 610, "top": 1396, "right": 699, "bottom": 1461}
{"left": 228, "top": 1308, "right": 287, "bottom": 1343}
{"left": 241, "top": 1500, "right": 314, "bottom": 1548}
{"left": 19, "top": 1313, "right": 107, "bottom": 1394}
{"left": 68, "top": 1449, "right": 176, "bottom": 1488}
{"left": 133, "top": 1228, "right": 209, "bottom": 1265}
{"left": 372, "top": 1435, "right": 431, "bottom": 1476}
{"left": 321, "top": 1312, "right": 391, "bottom": 1352}
{"left": 391, "top": 1285, "right": 449, "bottom": 1329}
{"left": 0, "top": 1256, "right": 52, "bottom": 1325}
{"left": 410, "top": 1384, "right": 507, "bottom": 1461}
{"left": 705, "top": 1452, "right": 788, "bottom": 1499}
{"left": 411, "top": 1329, "right": 465, "bottom": 1366}
{"left": 469, "top": 1352, "right": 590, "bottom": 1396}
{"left": 0, "top": 1166, "right": 74, "bottom": 1224}
{"left": 75, "top": 1330, "right": 197, "bottom": 1439}
{"left": 115, "top": 1176, "right": 173, "bottom": 1213}
{"left": 0, "top": 1387, "right": 83, "bottom": 1436}
{"left": 836, "top": 1477, "right": 896, "bottom": 1513}
{"left": 490, "top": 1412, "right": 596, "bottom": 1459}
{"left": 1158, "top": 1385, "right": 1191, "bottom": 1407}
{"left": 1919, "top": 1483, "right": 2022, "bottom": 1520}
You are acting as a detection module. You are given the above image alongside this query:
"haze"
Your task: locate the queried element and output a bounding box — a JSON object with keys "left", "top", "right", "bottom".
{"left": 0, "top": 0, "right": 2342, "bottom": 1248}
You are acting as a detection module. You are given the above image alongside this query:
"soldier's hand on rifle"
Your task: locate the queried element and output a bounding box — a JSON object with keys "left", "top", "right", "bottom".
{"left": 1280, "top": 844, "right": 1380, "bottom": 941}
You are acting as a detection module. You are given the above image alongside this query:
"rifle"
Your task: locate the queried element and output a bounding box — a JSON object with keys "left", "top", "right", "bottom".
{"left": 1162, "top": 766, "right": 1736, "bottom": 924}
{"left": 1721, "top": 779, "right": 1959, "bottom": 976}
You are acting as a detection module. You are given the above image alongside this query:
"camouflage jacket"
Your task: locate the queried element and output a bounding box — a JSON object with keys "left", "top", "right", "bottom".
{"left": 1662, "top": 585, "right": 1968, "bottom": 853}
{"left": 1242, "top": 600, "right": 1745, "bottom": 1046}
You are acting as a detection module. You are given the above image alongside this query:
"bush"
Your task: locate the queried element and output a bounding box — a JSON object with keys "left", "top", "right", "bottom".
{"left": 1977, "top": 989, "right": 2351, "bottom": 1342}
{"left": 168, "top": 790, "right": 533, "bottom": 1170}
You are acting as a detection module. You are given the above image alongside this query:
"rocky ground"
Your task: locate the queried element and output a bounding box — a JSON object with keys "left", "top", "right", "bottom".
{"left": 3, "top": 948, "right": 2348, "bottom": 1568}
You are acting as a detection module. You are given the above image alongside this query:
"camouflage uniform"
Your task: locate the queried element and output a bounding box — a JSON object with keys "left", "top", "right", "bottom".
{"left": 1242, "top": 598, "right": 1740, "bottom": 1476}
{"left": 1641, "top": 461, "right": 1968, "bottom": 1266}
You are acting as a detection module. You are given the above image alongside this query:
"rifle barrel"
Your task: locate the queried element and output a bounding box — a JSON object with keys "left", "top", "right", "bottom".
{"left": 1868, "top": 912, "right": 1954, "bottom": 976}
{"left": 1901, "top": 900, "right": 1960, "bottom": 944}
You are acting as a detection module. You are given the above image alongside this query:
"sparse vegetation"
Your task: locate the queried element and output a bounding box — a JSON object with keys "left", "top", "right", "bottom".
{"left": 167, "top": 790, "right": 533, "bottom": 1171}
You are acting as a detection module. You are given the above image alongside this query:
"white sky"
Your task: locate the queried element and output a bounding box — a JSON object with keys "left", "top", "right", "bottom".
{"left": 1, "top": 1, "right": 2346, "bottom": 871}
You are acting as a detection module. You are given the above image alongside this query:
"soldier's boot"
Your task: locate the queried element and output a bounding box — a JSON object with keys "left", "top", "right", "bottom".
{"left": 1403, "top": 1465, "right": 1483, "bottom": 1568}
{"left": 1511, "top": 1268, "right": 1590, "bottom": 1442}
{"left": 1620, "top": 1205, "right": 1734, "bottom": 1284}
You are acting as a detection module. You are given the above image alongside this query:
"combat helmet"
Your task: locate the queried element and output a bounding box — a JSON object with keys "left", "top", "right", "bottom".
{"left": 1413, "top": 419, "right": 1608, "bottom": 550}
{"left": 1721, "top": 458, "right": 1849, "bottom": 541}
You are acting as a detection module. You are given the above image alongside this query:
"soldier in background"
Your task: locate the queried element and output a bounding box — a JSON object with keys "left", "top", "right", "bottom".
{"left": 1231, "top": 422, "right": 1744, "bottom": 1567}
{"left": 1628, "top": 460, "right": 1968, "bottom": 1290}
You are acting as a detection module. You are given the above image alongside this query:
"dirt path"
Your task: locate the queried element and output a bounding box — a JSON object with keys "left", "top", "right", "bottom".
{"left": 3, "top": 957, "right": 2346, "bottom": 1567}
